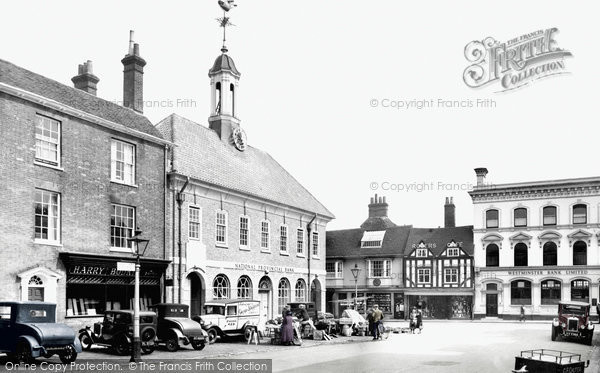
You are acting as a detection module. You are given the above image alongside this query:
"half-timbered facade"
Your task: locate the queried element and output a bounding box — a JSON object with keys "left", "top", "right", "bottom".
{"left": 403, "top": 226, "right": 474, "bottom": 319}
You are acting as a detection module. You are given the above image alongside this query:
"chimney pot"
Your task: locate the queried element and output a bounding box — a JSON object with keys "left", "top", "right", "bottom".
{"left": 474, "top": 167, "right": 489, "bottom": 187}
{"left": 121, "top": 31, "right": 146, "bottom": 113}
{"left": 72, "top": 60, "right": 100, "bottom": 96}
{"left": 444, "top": 196, "right": 456, "bottom": 228}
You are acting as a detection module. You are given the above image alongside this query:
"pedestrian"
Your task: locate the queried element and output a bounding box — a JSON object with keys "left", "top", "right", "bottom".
{"left": 371, "top": 304, "right": 383, "bottom": 340}
{"left": 366, "top": 308, "right": 374, "bottom": 337}
{"left": 281, "top": 310, "right": 295, "bottom": 345}
{"left": 596, "top": 303, "right": 600, "bottom": 324}
{"left": 520, "top": 305, "right": 525, "bottom": 322}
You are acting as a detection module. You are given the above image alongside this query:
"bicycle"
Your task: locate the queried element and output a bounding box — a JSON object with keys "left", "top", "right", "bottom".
{"left": 376, "top": 321, "right": 390, "bottom": 340}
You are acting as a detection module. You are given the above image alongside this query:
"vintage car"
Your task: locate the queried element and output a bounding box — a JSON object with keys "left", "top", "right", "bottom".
{"left": 0, "top": 301, "right": 81, "bottom": 363}
{"left": 193, "top": 300, "right": 260, "bottom": 343}
{"left": 149, "top": 303, "right": 208, "bottom": 351}
{"left": 78, "top": 310, "right": 157, "bottom": 355}
{"left": 551, "top": 301, "right": 595, "bottom": 345}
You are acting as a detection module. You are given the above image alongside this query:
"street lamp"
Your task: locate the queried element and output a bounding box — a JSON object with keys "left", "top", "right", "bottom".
{"left": 350, "top": 264, "right": 362, "bottom": 311}
{"left": 127, "top": 228, "right": 149, "bottom": 363}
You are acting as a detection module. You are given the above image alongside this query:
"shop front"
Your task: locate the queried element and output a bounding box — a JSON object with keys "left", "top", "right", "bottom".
{"left": 405, "top": 291, "right": 473, "bottom": 319}
{"left": 59, "top": 252, "right": 169, "bottom": 329}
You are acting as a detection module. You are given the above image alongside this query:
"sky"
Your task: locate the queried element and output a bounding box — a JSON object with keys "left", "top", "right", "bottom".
{"left": 2, "top": 0, "right": 598, "bottom": 230}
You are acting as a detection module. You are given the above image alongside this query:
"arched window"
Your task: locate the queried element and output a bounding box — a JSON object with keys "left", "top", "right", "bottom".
{"left": 511, "top": 280, "right": 531, "bottom": 305}
{"left": 215, "top": 82, "right": 222, "bottom": 114}
{"left": 571, "top": 279, "right": 589, "bottom": 302}
{"left": 573, "top": 241, "right": 587, "bottom": 265}
{"left": 486, "top": 209, "right": 499, "bottom": 228}
{"left": 514, "top": 243, "right": 528, "bottom": 267}
{"left": 486, "top": 244, "right": 499, "bottom": 267}
{"left": 543, "top": 206, "right": 557, "bottom": 226}
{"left": 237, "top": 276, "right": 252, "bottom": 299}
{"left": 543, "top": 242, "right": 558, "bottom": 266}
{"left": 278, "top": 278, "right": 291, "bottom": 314}
{"left": 29, "top": 275, "right": 43, "bottom": 285}
{"left": 514, "top": 208, "right": 527, "bottom": 227}
{"left": 295, "top": 279, "right": 306, "bottom": 302}
{"left": 573, "top": 204, "right": 587, "bottom": 224}
{"left": 213, "top": 274, "right": 230, "bottom": 299}
{"left": 541, "top": 280, "right": 561, "bottom": 305}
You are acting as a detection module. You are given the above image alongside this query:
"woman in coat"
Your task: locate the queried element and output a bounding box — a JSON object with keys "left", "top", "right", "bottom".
{"left": 281, "top": 310, "right": 295, "bottom": 345}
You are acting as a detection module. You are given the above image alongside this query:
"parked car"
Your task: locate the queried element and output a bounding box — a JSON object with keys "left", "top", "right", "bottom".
{"left": 551, "top": 301, "right": 595, "bottom": 345}
{"left": 78, "top": 310, "right": 157, "bottom": 355}
{"left": 149, "top": 303, "right": 208, "bottom": 351}
{"left": 0, "top": 301, "right": 81, "bottom": 363}
{"left": 193, "top": 300, "right": 260, "bottom": 343}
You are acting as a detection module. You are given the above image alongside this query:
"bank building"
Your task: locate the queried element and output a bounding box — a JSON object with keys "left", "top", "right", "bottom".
{"left": 156, "top": 32, "right": 333, "bottom": 325}
{"left": 470, "top": 168, "right": 600, "bottom": 320}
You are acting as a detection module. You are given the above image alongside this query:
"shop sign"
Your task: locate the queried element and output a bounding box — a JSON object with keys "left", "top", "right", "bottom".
{"left": 117, "top": 262, "right": 135, "bottom": 272}
{"left": 491, "top": 269, "right": 590, "bottom": 277}
{"left": 68, "top": 264, "right": 157, "bottom": 278}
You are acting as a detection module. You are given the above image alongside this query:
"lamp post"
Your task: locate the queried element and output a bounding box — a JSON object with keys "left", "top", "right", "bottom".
{"left": 127, "top": 228, "right": 149, "bottom": 363}
{"left": 350, "top": 264, "right": 361, "bottom": 311}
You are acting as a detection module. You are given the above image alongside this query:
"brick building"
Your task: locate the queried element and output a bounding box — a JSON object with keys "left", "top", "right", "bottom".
{"left": 155, "top": 45, "right": 333, "bottom": 326}
{"left": 0, "top": 33, "right": 170, "bottom": 329}
{"left": 470, "top": 168, "right": 600, "bottom": 320}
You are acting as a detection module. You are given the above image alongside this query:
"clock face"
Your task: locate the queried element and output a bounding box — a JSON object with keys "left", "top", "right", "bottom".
{"left": 232, "top": 127, "right": 247, "bottom": 151}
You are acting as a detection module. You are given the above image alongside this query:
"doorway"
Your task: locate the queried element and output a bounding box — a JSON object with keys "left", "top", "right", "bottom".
{"left": 258, "top": 276, "right": 273, "bottom": 327}
{"left": 188, "top": 272, "right": 204, "bottom": 317}
{"left": 486, "top": 294, "right": 498, "bottom": 316}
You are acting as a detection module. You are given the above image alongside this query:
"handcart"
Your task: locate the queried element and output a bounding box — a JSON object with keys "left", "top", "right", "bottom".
{"left": 512, "top": 349, "right": 589, "bottom": 373}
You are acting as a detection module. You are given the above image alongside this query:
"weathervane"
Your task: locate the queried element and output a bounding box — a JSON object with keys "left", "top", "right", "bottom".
{"left": 216, "top": 0, "right": 237, "bottom": 53}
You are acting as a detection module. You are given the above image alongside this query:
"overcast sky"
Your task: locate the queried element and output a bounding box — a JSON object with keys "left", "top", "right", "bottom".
{"left": 2, "top": 0, "right": 598, "bottom": 230}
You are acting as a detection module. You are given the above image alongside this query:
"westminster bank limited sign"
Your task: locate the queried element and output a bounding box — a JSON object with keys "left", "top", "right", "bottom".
{"left": 463, "top": 28, "right": 573, "bottom": 92}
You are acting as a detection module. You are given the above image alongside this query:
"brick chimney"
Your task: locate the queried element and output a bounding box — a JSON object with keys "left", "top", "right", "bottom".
{"left": 121, "top": 30, "right": 146, "bottom": 113}
{"left": 71, "top": 60, "right": 99, "bottom": 96}
{"left": 368, "top": 194, "right": 388, "bottom": 218}
{"left": 444, "top": 197, "right": 455, "bottom": 228}
{"left": 474, "top": 167, "right": 489, "bottom": 187}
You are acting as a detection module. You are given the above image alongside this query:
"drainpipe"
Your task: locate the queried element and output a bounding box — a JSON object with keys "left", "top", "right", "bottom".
{"left": 162, "top": 145, "right": 169, "bottom": 302}
{"left": 177, "top": 177, "right": 190, "bottom": 303}
{"left": 306, "top": 214, "right": 317, "bottom": 302}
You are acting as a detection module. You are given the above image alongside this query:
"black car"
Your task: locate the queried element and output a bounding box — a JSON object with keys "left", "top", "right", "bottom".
{"left": 78, "top": 310, "right": 157, "bottom": 355}
{"left": 150, "top": 303, "right": 208, "bottom": 351}
{"left": 0, "top": 301, "right": 81, "bottom": 363}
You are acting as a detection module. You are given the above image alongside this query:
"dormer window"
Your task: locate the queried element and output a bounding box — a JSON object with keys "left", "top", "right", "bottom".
{"left": 416, "top": 248, "right": 428, "bottom": 257}
{"left": 361, "top": 231, "right": 385, "bottom": 248}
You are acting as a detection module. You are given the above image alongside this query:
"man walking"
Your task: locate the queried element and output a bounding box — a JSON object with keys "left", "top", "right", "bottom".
{"left": 371, "top": 304, "right": 383, "bottom": 340}
{"left": 520, "top": 305, "right": 525, "bottom": 322}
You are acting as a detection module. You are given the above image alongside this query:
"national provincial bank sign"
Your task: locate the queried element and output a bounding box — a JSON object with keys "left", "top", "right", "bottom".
{"left": 234, "top": 263, "right": 296, "bottom": 273}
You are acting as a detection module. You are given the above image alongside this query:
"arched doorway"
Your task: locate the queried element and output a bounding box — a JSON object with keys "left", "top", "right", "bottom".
{"left": 187, "top": 272, "right": 205, "bottom": 317}
{"left": 311, "top": 278, "right": 322, "bottom": 312}
{"left": 258, "top": 276, "right": 273, "bottom": 327}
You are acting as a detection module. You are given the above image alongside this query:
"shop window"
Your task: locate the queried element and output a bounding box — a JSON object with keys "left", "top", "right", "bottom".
{"left": 213, "top": 274, "right": 230, "bottom": 299}
{"left": 543, "top": 242, "right": 558, "bottom": 266}
{"left": 486, "top": 210, "right": 499, "bottom": 228}
{"left": 573, "top": 204, "right": 587, "bottom": 224}
{"left": 511, "top": 280, "right": 531, "bottom": 305}
{"left": 571, "top": 279, "right": 589, "bottom": 302}
{"left": 237, "top": 276, "right": 251, "bottom": 299}
{"left": 541, "top": 280, "right": 561, "bottom": 305}
{"left": 573, "top": 241, "right": 587, "bottom": 265}
{"left": 543, "top": 206, "right": 557, "bottom": 226}
{"left": 278, "top": 278, "right": 291, "bottom": 314}
{"left": 66, "top": 284, "right": 158, "bottom": 316}
{"left": 514, "top": 243, "right": 528, "bottom": 267}
{"left": 514, "top": 208, "right": 527, "bottom": 227}
{"left": 486, "top": 244, "right": 499, "bottom": 267}
{"left": 295, "top": 279, "right": 306, "bottom": 302}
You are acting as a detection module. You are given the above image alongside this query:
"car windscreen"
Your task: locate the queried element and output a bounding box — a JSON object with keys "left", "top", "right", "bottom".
{"left": 562, "top": 305, "right": 586, "bottom": 315}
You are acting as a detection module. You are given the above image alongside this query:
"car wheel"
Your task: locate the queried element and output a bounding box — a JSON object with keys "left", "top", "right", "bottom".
{"left": 244, "top": 327, "right": 253, "bottom": 342}
{"left": 165, "top": 338, "right": 179, "bottom": 352}
{"left": 585, "top": 332, "right": 593, "bottom": 346}
{"left": 79, "top": 333, "right": 93, "bottom": 351}
{"left": 551, "top": 326, "right": 557, "bottom": 341}
{"left": 15, "top": 342, "right": 33, "bottom": 363}
{"left": 141, "top": 345, "right": 155, "bottom": 355}
{"left": 59, "top": 345, "right": 78, "bottom": 364}
{"left": 207, "top": 328, "right": 219, "bottom": 344}
{"left": 191, "top": 341, "right": 206, "bottom": 351}
{"left": 114, "top": 336, "right": 130, "bottom": 356}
